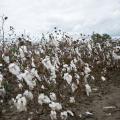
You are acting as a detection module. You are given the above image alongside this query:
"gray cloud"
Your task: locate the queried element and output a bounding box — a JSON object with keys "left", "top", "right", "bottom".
{"left": 0, "top": 0, "right": 120, "bottom": 36}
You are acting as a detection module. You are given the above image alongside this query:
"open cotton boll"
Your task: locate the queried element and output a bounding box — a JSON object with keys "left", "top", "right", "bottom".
{"left": 41, "top": 85, "right": 45, "bottom": 89}
{"left": 50, "top": 92, "right": 56, "bottom": 101}
{"left": 69, "top": 97, "right": 75, "bottom": 103}
{"left": 50, "top": 110, "right": 57, "bottom": 120}
{"left": 13, "top": 94, "right": 27, "bottom": 112}
{"left": 22, "top": 70, "right": 36, "bottom": 90}
{"left": 31, "top": 57, "right": 36, "bottom": 68}
{"left": 16, "top": 94, "right": 22, "bottom": 100}
{"left": 0, "top": 73, "right": 3, "bottom": 87}
{"left": 67, "top": 110, "right": 74, "bottom": 116}
{"left": 60, "top": 111, "right": 68, "bottom": 120}
{"left": 112, "top": 51, "right": 120, "bottom": 60}
{"left": 3, "top": 55, "right": 10, "bottom": 64}
{"left": 23, "top": 90, "right": 33, "bottom": 100}
{"left": 70, "top": 61, "right": 77, "bottom": 71}
{"left": 19, "top": 46, "right": 27, "bottom": 60}
{"left": 0, "top": 87, "right": 6, "bottom": 97}
{"left": 101, "top": 76, "right": 106, "bottom": 81}
{"left": 8, "top": 63, "right": 21, "bottom": 76}
{"left": 63, "top": 73, "right": 72, "bottom": 85}
{"left": 85, "top": 84, "right": 92, "bottom": 96}
{"left": 42, "top": 56, "right": 52, "bottom": 70}
{"left": 18, "top": 83, "right": 23, "bottom": 90}
{"left": 38, "top": 93, "right": 51, "bottom": 105}
{"left": 87, "top": 43, "right": 92, "bottom": 51}
{"left": 84, "top": 63, "right": 91, "bottom": 74}
{"left": 71, "top": 83, "right": 77, "bottom": 93}
{"left": 49, "top": 102, "right": 62, "bottom": 111}
{"left": 30, "top": 68, "right": 41, "bottom": 81}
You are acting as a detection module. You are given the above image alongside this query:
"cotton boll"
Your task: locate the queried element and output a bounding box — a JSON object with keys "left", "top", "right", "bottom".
{"left": 49, "top": 102, "right": 62, "bottom": 111}
{"left": 14, "top": 94, "right": 27, "bottom": 112}
{"left": 38, "top": 93, "right": 51, "bottom": 105}
{"left": 60, "top": 111, "right": 68, "bottom": 120}
{"left": 22, "top": 70, "right": 36, "bottom": 90}
{"left": 19, "top": 45, "right": 27, "bottom": 60}
{"left": 84, "top": 63, "right": 91, "bottom": 74}
{"left": 63, "top": 73, "right": 72, "bottom": 85}
{"left": 31, "top": 57, "right": 36, "bottom": 68}
{"left": 67, "top": 110, "right": 74, "bottom": 116}
{"left": 70, "top": 61, "right": 77, "bottom": 71}
{"left": 85, "top": 111, "right": 93, "bottom": 116}
{"left": 75, "top": 73, "right": 80, "bottom": 80}
{"left": 42, "top": 56, "right": 52, "bottom": 70}
{"left": 91, "top": 76, "right": 95, "bottom": 81}
{"left": 69, "top": 97, "right": 75, "bottom": 103}
{"left": 23, "top": 90, "right": 33, "bottom": 100}
{"left": 41, "top": 85, "right": 45, "bottom": 89}
{"left": 31, "top": 68, "right": 41, "bottom": 81}
{"left": 16, "top": 94, "right": 22, "bottom": 100}
{"left": 3, "top": 55, "right": 10, "bottom": 64}
{"left": 8, "top": 63, "right": 21, "bottom": 76}
{"left": 101, "top": 76, "right": 106, "bottom": 81}
{"left": 18, "top": 83, "right": 23, "bottom": 90}
{"left": 50, "top": 92, "right": 56, "bottom": 101}
{"left": 71, "top": 83, "right": 77, "bottom": 93}
{"left": 0, "top": 87, "right": 6, "bottom": 97}
{"left": 85, "top": 84, "right": 92, "bottom": 96}
{"left": 50, "top": 110, "right": 57, "bottom": 120}
{"left": 112, "top": 51, "right": 120, "bottom": 60}
{"left": 0, "top": 73, "right": 3, "bottom": 87}
{"left": 17, "top": 73, "right": 23, "bottom": 81}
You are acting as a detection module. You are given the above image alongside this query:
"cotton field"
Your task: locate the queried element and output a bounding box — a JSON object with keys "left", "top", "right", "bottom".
{"left": 0, "top": 31, "right": 120, "bottom": 120}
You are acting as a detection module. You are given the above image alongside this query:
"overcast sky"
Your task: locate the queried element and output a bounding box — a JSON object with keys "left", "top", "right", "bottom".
{"left": 0, "top": 0, "right": 120, "bottom": 36}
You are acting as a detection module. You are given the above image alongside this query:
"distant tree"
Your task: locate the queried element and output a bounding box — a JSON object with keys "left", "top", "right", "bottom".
{"left": 102, "top": 33, "right": 111, "bottom": 40}
{"left": 91, "top": 33, "right": 102, "bottom": 43}
{"left": 91, "top": 32, "right": 111, "bottom": 43}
